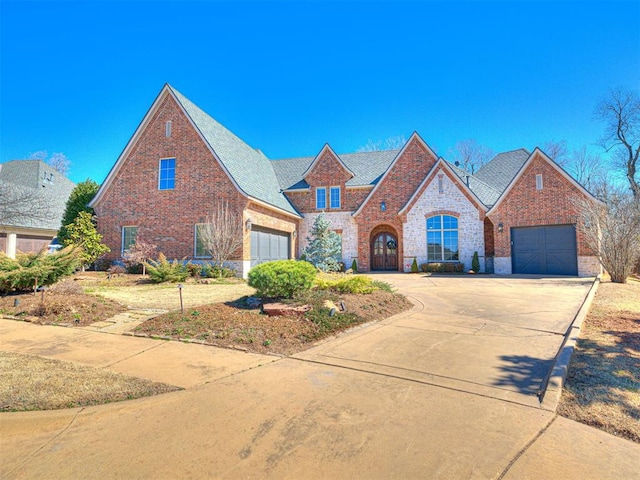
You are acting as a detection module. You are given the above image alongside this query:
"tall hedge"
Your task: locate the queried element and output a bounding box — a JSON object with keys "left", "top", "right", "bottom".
{"left": 248, "top": 260, "right": 316, "bottom": 298}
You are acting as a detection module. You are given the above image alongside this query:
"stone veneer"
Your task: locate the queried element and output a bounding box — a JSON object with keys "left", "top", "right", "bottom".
{"left": 404, "top": 169, "right": 485, "bottom": 272}
{"left": 299, "top": 211, "right": 358, "bottom": 267}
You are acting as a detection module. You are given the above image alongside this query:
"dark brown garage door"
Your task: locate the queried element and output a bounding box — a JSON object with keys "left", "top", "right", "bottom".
{"left": 250, "top": 227, "right": 290, "bottom": 268}
{"left": 511, "top": 225, "right": 578, "bottom": 275}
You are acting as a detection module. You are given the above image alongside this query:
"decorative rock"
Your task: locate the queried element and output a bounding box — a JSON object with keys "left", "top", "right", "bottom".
{"left": 262, "top": 303, "right": 312, "bottom": 316}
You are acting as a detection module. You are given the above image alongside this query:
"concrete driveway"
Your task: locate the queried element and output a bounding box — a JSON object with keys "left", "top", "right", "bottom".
{"left": 2, "top": 274, "right": 639, "bottom": 479}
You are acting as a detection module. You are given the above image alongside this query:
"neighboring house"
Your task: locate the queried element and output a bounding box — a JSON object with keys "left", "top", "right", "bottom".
{"left": 90, "top": 84, "right": 601, "bottom": 278}
{"left": 0, "top": 160, "right": 76, "bottom": 258}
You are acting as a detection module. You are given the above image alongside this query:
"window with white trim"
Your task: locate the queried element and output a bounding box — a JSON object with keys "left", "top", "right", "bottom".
{"left": 329, "top": 186, "right": 341, "bottom": 209}
{"left": 159, "top": 158, "right": 176, "bottom": 190}
{"left": 316, "top": 187, "right": 327, "bottom": 209}
{"left": 122, "top": 226, "right": 138, "bottom": 255}
{"left": 427, "top": 215, "right": 459, "bottom": 261}
{"left": 536, "top": 174, "right": 543, "bottom": 190}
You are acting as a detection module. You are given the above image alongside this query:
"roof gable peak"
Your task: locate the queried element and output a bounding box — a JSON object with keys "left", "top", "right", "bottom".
{"left": 302, "top": 143, "right": 355, "bottom": 179}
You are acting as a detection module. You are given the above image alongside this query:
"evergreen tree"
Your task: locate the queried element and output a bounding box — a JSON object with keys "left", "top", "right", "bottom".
{"left": 303, "top": 213, "right": 341, "bottom": 272}
{"left": 64, "top": 211, "right": 110, "bottom": 268}
{"left": 57, "top": 179, "right": 100, "bottom": 245}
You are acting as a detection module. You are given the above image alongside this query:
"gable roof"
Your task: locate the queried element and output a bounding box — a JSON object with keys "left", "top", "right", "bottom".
{"left": 447, "top": 162, "right": 502, "bottom": 207}
{"left": 486, "top": 147, "right": 602, "bottom": 215}
{"left": 90, "top": 84, "right": 299, "bottom": 217}
{"left": 0, "top": 160, "right": 76, "bottom": 231}
{"left": 271, "top": 149, "right": 398, "bottom": 190}
{"left": 301, "top": 144, "right": 355, "bottom": 179}
{"left": 398, "top": 158, "right": 488, "bottom": 215}
{"left": 353, "top": 132, "right": 437, "bottom": 217}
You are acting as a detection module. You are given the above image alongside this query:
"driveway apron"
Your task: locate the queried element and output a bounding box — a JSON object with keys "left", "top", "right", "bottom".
{"left": 294, "top": 274, "right": 594, "bottom": 408}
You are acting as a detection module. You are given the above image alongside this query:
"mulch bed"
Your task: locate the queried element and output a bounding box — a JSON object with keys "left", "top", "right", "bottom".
{"left": 134, "top": 291, "right": 413, "bottom": 356}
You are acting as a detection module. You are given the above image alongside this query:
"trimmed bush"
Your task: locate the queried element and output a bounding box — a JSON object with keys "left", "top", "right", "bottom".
{"left": 200, "top": 262, "right": 236, "bottom": 279}
{"left": 144, "top": 253, "right": 189, "bottom": 283}
{"left": 472, "top": 251, "right": 480, "bottom": 273}
{"left": 0, "top": 246, "right": 81, "bottom": 293}
{"left": 419, "top": 262, "right": 465, "bottom": 273}
{"left": 351, "top": 259, "right": 358, "bottom": 272}
{"left": 248, "top": 260, "right": 316, "bottom": 298}
{"left": 411, "top": 258, "right": 419, "bottom": 273}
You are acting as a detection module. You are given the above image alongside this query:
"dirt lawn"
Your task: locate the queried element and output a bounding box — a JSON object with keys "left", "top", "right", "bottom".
{"left": 558, "top": 276, "right": 640, "bottom": 443}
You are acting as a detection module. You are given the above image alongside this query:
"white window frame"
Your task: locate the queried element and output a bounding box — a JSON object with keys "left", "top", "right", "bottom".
{"left": 329, "top": 186, "right": 341, "bottom": 209}
{"left": 426, "top": 215, "right": 459, "bottom": 262}
{"left": 121, "top": 226, "right": 138, "bottom": 255}
{"left": 316, "top": 187, "right": 327, "bottom": 209}
{"left": 158, "top": 157, "right": 176, "bottom": 190}
{"left": 536, "top": 174, "right": 543, "bottom": 190}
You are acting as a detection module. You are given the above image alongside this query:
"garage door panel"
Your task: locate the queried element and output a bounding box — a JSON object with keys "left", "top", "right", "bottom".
{"left": 250, "top": 228, "right": 290, "bottom": 268}
{"left": 512, "top": 225, "right": 577, "bottom": 276}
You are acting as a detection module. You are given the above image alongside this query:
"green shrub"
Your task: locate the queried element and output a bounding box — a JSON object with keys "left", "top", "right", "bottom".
{"left": 419, "top": 262, "right": 465, "bottom": 273}
{"left": 199, "top": 262, "right": 236, "bottom": 278}
{"left": 411, "top": 258, "right": 419, "bottom": 273}
{"left": 472, "top": 251, "right": 480, "bottom": 273}
{"left": 248, "top": 260, "right": 316, "bottom": 298}
{"left": 0, "top": 246, "right": 80, "bottom": 293}
{"left": 144, "top": 253, "right": 189, "bottom": 283}
{"left": 351, "top": 259, "right": 358, "bottom": 272}
{"left": 314, "top": 274, "right": 391, "bottom": 294}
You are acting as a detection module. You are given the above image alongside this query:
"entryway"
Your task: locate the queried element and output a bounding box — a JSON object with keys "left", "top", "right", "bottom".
{"left": 371, "top": 232, "right": 398, "bottom": 270}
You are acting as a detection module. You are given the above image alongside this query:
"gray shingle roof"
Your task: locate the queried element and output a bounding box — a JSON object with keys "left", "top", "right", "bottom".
{"left": 447, "top": 161, "right": 502, "bottom": 208}
{"left": 271, "top": 149, "right": 399, "bottom": 190}
{"left": 474, "top": 149, "right": 530, "bottom": 193}
{"left": 0, "top": 160, "right": 76, "bottom": 231}
{"left": 169, "top": 86, "right": 298, "bottom": 216}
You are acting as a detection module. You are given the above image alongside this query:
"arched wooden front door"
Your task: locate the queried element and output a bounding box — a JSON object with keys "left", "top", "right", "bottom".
{"left": 371, "top": 232, "right": 398, "bottom": 270}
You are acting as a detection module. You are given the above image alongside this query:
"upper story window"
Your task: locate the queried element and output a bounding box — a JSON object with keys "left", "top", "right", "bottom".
{"left": 165, "top": 121, "right": 172, "bottom": 137}
{"left": 536, "top": 174, "right": 543, "bottom": 190}
{"left": 330, "top": 186, "right": 341, "bottom": 209}
{"left": 159, "top": 158, "right": 176, "bottom": 190}
{"left": 316, "top": 187, "right": 327, "bottom": 209}
{"left": 122, "top": 226, "right": 138, "bottom": 255}
{"left": 426, "top": 215, "right": 459, "bottom": 261}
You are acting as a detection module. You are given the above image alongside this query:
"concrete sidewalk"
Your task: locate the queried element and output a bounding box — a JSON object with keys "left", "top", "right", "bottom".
{"left": 2, "top": 275, "right": 639, "bottom": 479}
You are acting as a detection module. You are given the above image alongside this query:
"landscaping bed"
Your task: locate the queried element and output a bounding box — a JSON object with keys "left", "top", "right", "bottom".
{"left": 558, "top": 276, "right": 640, "bottom": 443}
{"left": 134, "top": 289, "right": 413, "bottom": 356}
{"left": 0, "top": 278, "right": 126, "bottom": 327}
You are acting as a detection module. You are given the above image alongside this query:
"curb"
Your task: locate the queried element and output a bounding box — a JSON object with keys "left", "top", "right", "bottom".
{"left": 539, "top": 275, "right": 601, "bottom": 411}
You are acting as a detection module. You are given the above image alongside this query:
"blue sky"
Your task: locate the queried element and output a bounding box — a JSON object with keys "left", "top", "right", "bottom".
{"left": 1, "top": 0, "right": 639, "bottom": 184}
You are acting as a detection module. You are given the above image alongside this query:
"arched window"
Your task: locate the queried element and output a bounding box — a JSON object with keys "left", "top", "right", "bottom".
{"left": 427, "top": 215, "right": 459, "bottom": 261}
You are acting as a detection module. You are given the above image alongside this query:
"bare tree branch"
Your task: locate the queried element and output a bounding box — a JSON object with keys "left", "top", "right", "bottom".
{"left": 449, "top": 139, "right": 494, "bottom": 174}
{"left": 356, "top": 135, "right": 407, "bottom": 152}
{"left": 0, "top": 182, "right": 53, "bottom": 227}
{"left": 197, "top": 201, "right": 244, "bottom": 274}
{"left": 595, "top": 86, "right": 640, "bottom": 197}
{"left": 47, "top": 153, "right": 71, "bottom": 175}
{"left": 543, "top": 139, "right": 569, "bottom": 166}
{"left": 574, "top": 191, "right": 640, "bottom": 283}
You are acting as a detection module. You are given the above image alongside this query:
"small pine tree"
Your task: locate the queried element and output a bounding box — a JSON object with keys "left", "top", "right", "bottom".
{"left": 57, "top": 179, "right": 100, "bottom": 245}
{"left": 64, "top": 211, "right": 110, "bottom": 268}
{"left": 303, "top": 213, "right": 341, "bottom": 272}
{"left": 411, "top": 258, "right": 419, "bottom": 273}
{"left": 351, "top": 259, "right": 358, "bottom": 272}
{"left": 472, "top": 251, "right": 480, "bottom": 273}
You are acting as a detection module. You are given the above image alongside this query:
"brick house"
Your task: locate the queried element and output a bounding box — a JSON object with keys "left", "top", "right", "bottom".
{"left": 90, "top": 84, "right": 601, "bottom": 278}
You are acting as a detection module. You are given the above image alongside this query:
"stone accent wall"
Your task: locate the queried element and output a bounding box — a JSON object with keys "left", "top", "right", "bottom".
{"left": 494, "top": 256, "right": 512, "bottom": 275}
{"left": 245, "top": 202, "right": 299, "bottom": 259}
{"left": 299, "top": 211, "right": 358, "bottom": 266}
{"left": 578, "top": 256, "right": 602, "bottom": 277}
{"left": 404, "top": 168, "right": 485, "bottom": 272}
